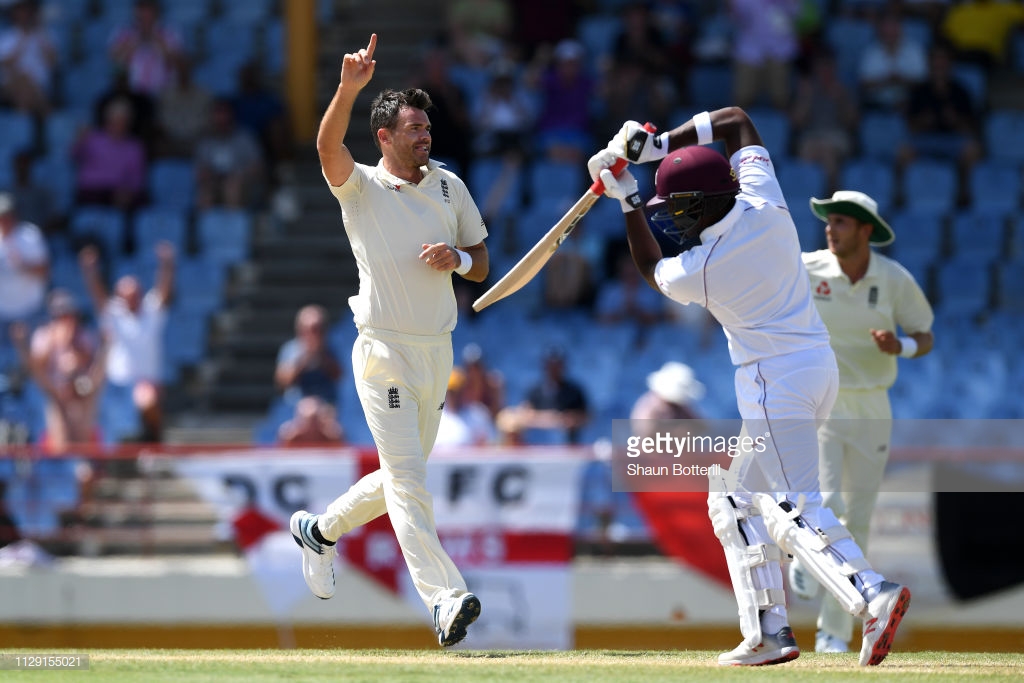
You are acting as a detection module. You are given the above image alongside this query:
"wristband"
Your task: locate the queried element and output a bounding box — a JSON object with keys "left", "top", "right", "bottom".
{"left": 454, "top": 248, "right": 472, "bottom": 275}
{"left": 621, "top": 192, "right": 643, "bottom": 213}
{"left": 898, "top": 336, "right": 918, "bottom": 358}
{"left": 693, "top": 111, "right": 713, "bottom": 146}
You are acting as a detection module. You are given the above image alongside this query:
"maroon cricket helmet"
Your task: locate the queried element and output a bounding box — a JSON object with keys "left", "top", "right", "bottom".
{"left": 645, "top": 146, "right": 740, "bottom": 244}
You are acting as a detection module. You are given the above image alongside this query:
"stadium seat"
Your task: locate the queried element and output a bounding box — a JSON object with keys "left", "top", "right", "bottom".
{"left": 43, "top": 109, "right": 86, "bottom": 159}
{"left": 948, "top": 208, "right": 1007, "bottom": 266}
{"left": 747, "top": 107, "right": 791, "bottom": 157}
{"left": 688, "top": 63, "right": 734, "bottom": 112}
{"left": 968, "top": 160, "right": 1021, "bottom": 213}
{"left": 576, "top": 14, "right": 621, "bottom": 63}
{"left": 192, "top": 55, "right": 242, "bottom": 97}
{"left": 200, "top": 19, "right": 257, "bottom": 66}
{"left": 984, "top": 110, "right": 1024, "bottom": 165}
{"left": 70, "top": 207, "right": 128, "bottom": 257}
{"left": 162, "top": 0, "right": 211, "bottom": 24}
{"left": 262, "top": 18, "right": 285, "bottom": 74}
{"left": 839, "top": 158, "right": 896, "bottom": 215}
{"left": 99, "top": 383, "right": 142, "bottom": 444}
{"left": 859, "top": 113, "right": 908, "bottom": 162}
{"left": 164, "top": 309, "right": 209, "bottom": 368}
{"left": 148, "top": 159, "right": 196, "bottom": 212}
{"left": 41, "top": 0, "right": 91, "bottom": 22}
{"left": 935, "top": 258, "right": 992, "bottom": 317}
{"left": 952, "top": 62, "right": 988, "bottom": 112}
{"left": 30, "top": 153, "right": 76, "bottom": 216}
{"left": 0, "top": 110, "right": 35, "bottom": 154}
{"left": 777, "top": 160, "right": 827, "bottom": 210}
{"left": 196, "top": 208, "right": 251, "bottom": 265}
{"left": 133, "top": 206, "right": 189, "bottom": 255}
{"left": 527, "top": 159, "right": 585, "bottom": 207}
{"left": 60, "top": 56, "right": 114, "bottom": 110}
{"left": 824, "top": 17, "right": 874, "bottom": 86}
{"left": 996, "top": 262, "right": 1024, "bottom": 314}
{"left": 469, "top": 157, "right": 524, "bottom": 221}
{"left": 902, "top": 159, "right": 958, "bottom": 213}
{"left": 173, "top": 257, "right": 226, "bottom": 315}
{"left": 220, "top": 0, "right": 274, "bottom": 24}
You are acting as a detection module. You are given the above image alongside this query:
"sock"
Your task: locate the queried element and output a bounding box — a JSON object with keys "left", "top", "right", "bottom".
{"left": 311, "top": 520, "right": 335, "bottom": 546}
{"left": 761, "top": 606, "right": 788, "bottom": 635}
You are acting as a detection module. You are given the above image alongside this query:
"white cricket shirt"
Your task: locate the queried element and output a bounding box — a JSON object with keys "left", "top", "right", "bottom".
{"left": 0, "top": 221, "right": 49, "bottom": 320}
{"left": 802, "top": 249, "right": 933, "bottom": 390}
{"left": 654, "top": 146, "right": 831, "bottom": 366}
{"left": 103, "top": 290, "right": 168, "bottom": 385}
{"left": 327, "top": 159, "right": 487, "bottom": 336}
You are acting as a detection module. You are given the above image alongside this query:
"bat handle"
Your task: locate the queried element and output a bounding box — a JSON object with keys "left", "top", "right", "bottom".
{"left": 589, "top": 122, "right": 658, "bottom": 195}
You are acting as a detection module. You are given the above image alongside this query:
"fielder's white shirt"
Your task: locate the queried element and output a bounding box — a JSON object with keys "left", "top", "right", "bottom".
{"left": 654, "top": 145, "right": 830, "bottom": 366}
{"left": 0, "top": 221, "right": 49, "bottom": 320}
{"left": 326, "top": 159, "right": 487, "bottom": 336}
{"left": 102, "top": 291, "right": 168, "bottom": 385}
{"left": 802, "top": 249, "right": 933, "bottom": 390}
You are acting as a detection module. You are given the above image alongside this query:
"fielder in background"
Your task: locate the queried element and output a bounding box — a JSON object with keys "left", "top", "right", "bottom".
{"left": 792, "top": 191, "right": 934, "bottom": 654}
{"left": 289, "top": 33, "right": 489, "bottom": 648}
{"left": 587, "top": 107, "right": 910, "bottom": 666}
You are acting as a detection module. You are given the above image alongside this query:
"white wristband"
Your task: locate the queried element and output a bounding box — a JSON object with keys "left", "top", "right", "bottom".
{"left": 898, "top": 336, "right": 918, "bottom": 358}
{"left": 693, "top": 111, "right": 713, "bottom": 146}
{"left": 454, "top": 248, "right": 472, "bottom": 275}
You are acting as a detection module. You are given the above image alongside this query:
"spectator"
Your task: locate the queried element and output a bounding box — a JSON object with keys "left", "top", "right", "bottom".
{"left": 72, "top": 97, "right": 148, "bottom": 211}
{"left": 274, "top": 305, "right": 342, "bottom": 407}
{"left": 409, "top": 46, "right": 473, "bottom": 183}
{"left": 0, "top": 479, "right": 22, "bottom": 549}
{"left": 791, "top": 48, "right": 860, "bottom": 191}
{"left": 8, "top": 150, "right": 59, "bottom": 233}
{"left": 542, "top": 234, "right": 595, "bottom": 312}
{"left": 729, "top": 0, "right": 801, "bottom": 110}
{"left": 0, "top": 191, "right": 49, "bottom": 342}
{"left": 595, "top": 251, "right": 665, "bottom": 329}
{"left": 630, "top": 361, "right": 706, "bottom": 440}
{"left": 900, "top": 43, "right": 983, "bottom": 201}
{"left": 95, "top": 68, "right": 159, "bottom": 156}
{"left": 603, "top": 1, "right": 678, "bottom": 129}
{"left": 528, "top": 39, "right": 595, "bottom": 163}
{"left": 941, "top": 0, "right": 1024, "bottom": 73}
{"left": 459, "top": 342, "right": 505, "bottom": 419}
{"left": 79, "top": 242, "right": 173, "bottom": 443}
{"left": 0, "top": 0, "right": 56, "bottom": 116}
{"left": 446, "top": 0, "right": 512, "bottom": 68}
{"left": 13, "top": 290, "right": 106, "bottom": 454}
{"left": 156, "top": 55, "right": 212, "bottom": 158}
{"left": 277, "top": 395, "right": 345, "bottom": 447}
{"left": 496, "top": 346, "right": 589, "bottom": 444}
{"left": 108, "top": 0, "right": 183, "bottom": 97}
{"left": 194, "top": 98, "right": 265, "bottom": 209}
{"left": 435, "top": 367, "right": 497, "bottom": 447}
{"left": 231, "top": 61, "right": 291, "bottom": 171}
{"left": 858, "top": 10, "right": 928, "bottom": 112}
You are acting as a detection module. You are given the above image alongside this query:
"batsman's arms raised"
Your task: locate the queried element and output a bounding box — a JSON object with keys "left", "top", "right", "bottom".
{"left": 617, "top": 107, "right": 764, "bottom": 165}
{"left": 870, "top": 329, "right": 934, "bottom": 358}
{"left": 318, "top": 33, "right": 377, "bottom": 187}
{"left": 419, "top": 241, "right": 489, "bottom": 283}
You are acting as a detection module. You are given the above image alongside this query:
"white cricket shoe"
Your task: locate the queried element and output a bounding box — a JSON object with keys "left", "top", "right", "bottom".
{"left": 433, "top": 593, "right": 481, "bottom": 647}
{"left": 290, "top": 510, "right": 336, "bottom": 600}
{"left": 718, "top": 627, "right": 800, "bottom": 666}
{"left": 788, "top": 557, "right": 820, "bottom": 600}
{"left": 815, "top": 629, "right": 849, "bottom": 653}
{"left": 859, "top": 581, "right": 911, "bottom": 666}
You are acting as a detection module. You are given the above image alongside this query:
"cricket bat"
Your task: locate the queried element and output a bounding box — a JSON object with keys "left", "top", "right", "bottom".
{"left": 472, "top": 124, "right": 655, "bottom": 312}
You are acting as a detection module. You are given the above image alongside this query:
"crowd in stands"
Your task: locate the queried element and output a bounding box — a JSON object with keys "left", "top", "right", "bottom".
{"left": 3, "top": 0, "right": 1024, "bottom": 548}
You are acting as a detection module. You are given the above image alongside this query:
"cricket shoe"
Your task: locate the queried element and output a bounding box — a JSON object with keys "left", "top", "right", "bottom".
{"left": 859, "top": 582, "right": 911, "bottom": 666}
{"left": 290, "top": 510, "right": 336, "bottom": 600}
{"left": 815, "top": 629, "right": 849, "bottom": 653}
{"left": 433, "top": 593, "right": 481, "bottom": 647}
{"left": 718, "top": 627, "right": 800, "bottom": 666}
{"left": 788, "top": 557, "right": 820, "bottom": 600}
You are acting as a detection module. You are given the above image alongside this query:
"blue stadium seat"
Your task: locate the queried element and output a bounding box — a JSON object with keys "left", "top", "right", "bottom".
{"left": 30, "top": 154, "right": 75, "bottom": 216}
{"left": 262, "top": 18, "right": 285, "bottom": 74}
{"left": 949, "top": 208, "right": 1007, "bottom": 266}
{"left": 935, "top": 259, "right": 992, "bottom": 316}
{"left": 173, "top": 257, "right": 226, "bottom": 315}
{"left": 984, "top": 110, "right": 1024, "bottom": 165}
{"left": 48, "top": 255, "right": 91, "bottom": 311}
{"left": 996, "top": 262, "right": 1024, "bottom": 313}
{"left": 164, "top": 309, "right": 209, "bottom": 368}
{"left": 200, "top": 19, "right": 257, "bottom": 66}
{"left": 902, "top": 159, "right": 958, "bottom": 213}
{"left": 41, "top": 0, "right": 91, "bottom": 22}
{"left": 196, "top": 208, "right": 251, "bottom": 264}
{"left": 221, "top": 0, "right": 274, "bottom": 24}
{"left": 162, "top": 0, "right": 212, "bottom": 24}
{"left": 778, "top": 159, "right": 827, "bottom": 209}
{"left": 839, "top": 158, "right": 896, "bottom": 215}
{"left": 469, "top": 157, "right": 524, "bottom": 220}
{"left": 99, "top": 383, "right": 142, "bottom": 444}
{"left": 859, "top": 113, "right": 908, "bottom": 162}
{"left": 148, "top": 159, "right": 196, "bottom": 211}
{"left": 528, "top": 159, "right": 585, "bottom": 206}
{"left": 688, "top": 63, "right": 734, "bottom": 112}
{"left": 43, "top": 109, "right": 86, "bottom": 159}
{"left": 70, "top": 207, "right": 127, "bottom": 257}
{"left": 747, "top": 107, "right": 791, "bottom": 157}
{"left": 134, "top": 206, "right": 189, "bottom": 255}
{"left": 60, "top": 56, "right": 114, "bottom": 110}
{"left": 192, "top": 55, "right": 242, "bottom": 97}
{"left": 576, "top": 14, "right": 621, "bottom": 63}
{"left": 969, "top": 160, "right": 1021, "bottom": 213}
{"left": 0, "top": 110, "right": 35, "bottom": 154}
{"left": 952, "top": 62, "right": 988, "bottom": 112}
{"left": 825, "top": 17, "right": 874, "bottom": 86}
{"left": 96, "top": 0, "right": 135, "bottom": 21}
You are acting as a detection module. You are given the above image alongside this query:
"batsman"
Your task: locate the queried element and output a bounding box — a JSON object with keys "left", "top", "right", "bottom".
{"left": 587, "top": 107, "right": 910, "bottom": 666}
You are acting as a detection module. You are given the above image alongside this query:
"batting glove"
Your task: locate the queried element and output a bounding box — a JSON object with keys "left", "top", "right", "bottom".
{"left": 616, "top": 120, "right": 669, "bottom": 164}
{"left": 587, "top": 148, "right": 621, "bottom": 184}
{"left": 599, "top": 167, "right": 642, "bottom": 213}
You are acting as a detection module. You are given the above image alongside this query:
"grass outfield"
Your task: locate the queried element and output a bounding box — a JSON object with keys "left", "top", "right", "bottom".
{"left": 1, "top": 650, "right": 1022, "bottom": 682}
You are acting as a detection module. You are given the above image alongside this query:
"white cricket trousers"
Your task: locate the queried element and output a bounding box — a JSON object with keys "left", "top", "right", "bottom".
{"left": 817, "top": 388, "right": 893, "bottom": 642}
{"left": 318, "top": 326, "right": 468, "bottom": 610}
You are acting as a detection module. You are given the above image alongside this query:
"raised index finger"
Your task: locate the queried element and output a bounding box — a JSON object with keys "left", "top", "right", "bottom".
{"left": 365, "top": 33, "right": 377, "bottom": 61}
